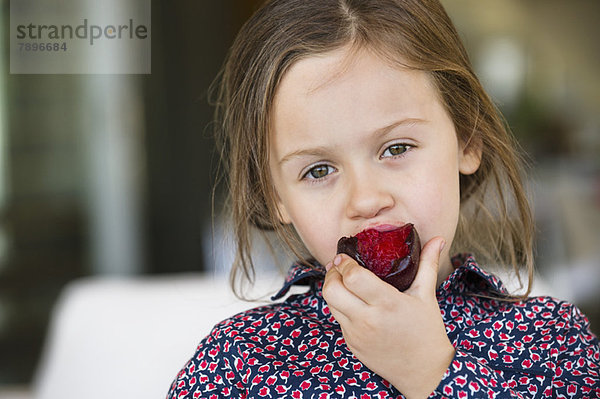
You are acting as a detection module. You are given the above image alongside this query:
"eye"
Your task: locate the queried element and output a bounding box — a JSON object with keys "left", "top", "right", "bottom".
{"left": 381, "top": 143, "right": 411, "bottom": 158}
{"left": 302, "top": 164, "right": 335, "bottom": 180}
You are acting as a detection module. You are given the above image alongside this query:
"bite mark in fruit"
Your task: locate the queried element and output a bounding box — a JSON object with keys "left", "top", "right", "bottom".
{"left": 336, "top": 223, "right": 420, "bottom": 291}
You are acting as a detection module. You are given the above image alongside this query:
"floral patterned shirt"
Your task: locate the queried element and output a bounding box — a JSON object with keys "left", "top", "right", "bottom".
{"left": 167, "top": 254, "right": 600, "bottom": 398}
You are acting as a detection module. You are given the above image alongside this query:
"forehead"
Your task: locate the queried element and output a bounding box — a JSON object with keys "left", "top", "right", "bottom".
{"left": 269, "top": 47, "right": 443, "bottom": 153}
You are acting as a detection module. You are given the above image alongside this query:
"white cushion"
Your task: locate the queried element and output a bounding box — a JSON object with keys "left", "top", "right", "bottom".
{"left": 32, "top": 273, "right": 285, "bottom": 399}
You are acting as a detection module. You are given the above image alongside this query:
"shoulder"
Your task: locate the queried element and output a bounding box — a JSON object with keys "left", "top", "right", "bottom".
{"left": 167, "top": 292, "right": 338, "bottom": 398}
{"left": 177, "top": 291, "right": 330, "bottom": 365}
{"left": 486, "top": 295, "right": 599, "bottom": 369}
{"left": 479, "top": 295, "right": 595, "bottom": 340}
{"left": 200, "top": 299, "right": 311, "bottom": 348}
{"left": 520, "top": 296, "right": 599, "bottom": 351}
{"left": 446, "top": 294, "right": 599, "bottom": 389}
{"left": 507, "top": 295, "right": 594, "bottom": 334}
{"left": 166, "top": 301, "right": 303, "bottom": 397}
{"left": 445, "top": 291, "right": 597, "bottom": 355}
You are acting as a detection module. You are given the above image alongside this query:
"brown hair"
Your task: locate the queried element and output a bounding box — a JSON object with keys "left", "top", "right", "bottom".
{"left": 212, "top": 0, "right": 534, "bottom": 297}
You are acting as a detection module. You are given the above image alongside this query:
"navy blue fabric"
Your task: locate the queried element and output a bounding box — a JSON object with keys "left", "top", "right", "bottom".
{"left": 167, "top": 254, "right": 600, "bottom": 398}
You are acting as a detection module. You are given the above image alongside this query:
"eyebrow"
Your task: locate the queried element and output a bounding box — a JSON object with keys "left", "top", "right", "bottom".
{"left": 277, "top": 117, "right": 425, "bottom": 166}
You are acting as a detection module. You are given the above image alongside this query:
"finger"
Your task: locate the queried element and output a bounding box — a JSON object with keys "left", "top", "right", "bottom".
{"left": 323, "top": 262, "right": 368, "bottom": 321}
{"left": 406, "top": 236, "right": 445, "bottom": 298}
{"left": 329, "top": 306, "right": 352, "bottom": 329}
{"left": 333, "top": 254, "right": 397, "bottom": 305}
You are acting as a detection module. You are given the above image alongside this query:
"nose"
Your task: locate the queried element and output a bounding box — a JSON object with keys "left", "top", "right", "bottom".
{"left": 344, "top": 166, "right": 395, "bottom": 220}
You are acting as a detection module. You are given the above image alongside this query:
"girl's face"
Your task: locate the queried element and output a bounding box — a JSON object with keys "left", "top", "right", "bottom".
{"left": 269, "top": 47, "right": 480, "bottom": 278}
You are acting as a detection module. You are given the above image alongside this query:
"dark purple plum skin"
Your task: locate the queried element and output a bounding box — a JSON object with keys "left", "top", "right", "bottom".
{"left": 336, "top": 226, "right": 421, "bottom": 291}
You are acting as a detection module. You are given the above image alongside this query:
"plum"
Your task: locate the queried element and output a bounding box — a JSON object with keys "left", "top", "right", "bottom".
{"left": 336, "top": 223, "right": 420, "bottom": 291}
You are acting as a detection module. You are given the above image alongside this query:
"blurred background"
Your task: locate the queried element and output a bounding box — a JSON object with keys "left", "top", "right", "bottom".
{"left": 0, "top": 0, "right": 598, "bottom": 397}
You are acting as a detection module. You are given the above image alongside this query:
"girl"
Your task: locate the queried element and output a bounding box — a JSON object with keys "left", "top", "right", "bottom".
{"left": 168, "top": 0, "right": 600, "bottom": 397}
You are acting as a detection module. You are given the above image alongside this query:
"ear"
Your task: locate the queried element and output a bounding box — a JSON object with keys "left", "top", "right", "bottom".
{"left": 273, "top": 194, "right": 292, "bottom": 225}
{"left": 459, "top": 136, "right": 482, "bottom": 175}
{"left": 276, "top": 203, "right": 292, "bottom": 225}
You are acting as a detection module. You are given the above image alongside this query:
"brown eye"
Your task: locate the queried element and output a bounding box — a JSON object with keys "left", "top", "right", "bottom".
{"left": 382, "top": 144, "right": 410, "bottom": 158}
{"left": 305, "top": 164, "right": 332, "bottom": 180}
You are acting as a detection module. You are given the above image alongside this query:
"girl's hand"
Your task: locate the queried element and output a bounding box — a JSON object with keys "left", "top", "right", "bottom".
{"left": 322, "top": 237, "right": 455, "bottom": 399}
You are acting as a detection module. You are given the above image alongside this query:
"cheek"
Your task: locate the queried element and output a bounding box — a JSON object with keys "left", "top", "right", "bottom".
{"left": 404, "top": 156, "right": 461, "bottom": 245}
{"left": 280, "top": 196, "right": 340, "bottom": 265}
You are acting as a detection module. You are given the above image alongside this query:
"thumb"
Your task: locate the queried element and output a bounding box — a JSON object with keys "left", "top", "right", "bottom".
{"left": 407, "top": 236, "right": 445, "bottom": 298}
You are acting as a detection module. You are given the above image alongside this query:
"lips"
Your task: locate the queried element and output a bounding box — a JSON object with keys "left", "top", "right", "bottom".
{"left": 367, "top": 223, "right": 402, "bottom": 232}
{"left": 336, "top": 223, "right": 421, "bottom": 291}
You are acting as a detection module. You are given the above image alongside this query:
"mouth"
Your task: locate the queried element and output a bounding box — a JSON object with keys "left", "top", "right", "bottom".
{"left": 363, "top": 223, "right": 406, "bottom": 233}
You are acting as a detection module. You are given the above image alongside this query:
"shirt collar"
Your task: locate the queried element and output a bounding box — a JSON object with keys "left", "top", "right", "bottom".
{"left": 440, "top": 253, "right": 509, "bottom": 296}
{"left": 272, "top": 253, "right": 508, "bottom": 300}
{"left": 272, "top": 260, "right": 325, "bottom": 300}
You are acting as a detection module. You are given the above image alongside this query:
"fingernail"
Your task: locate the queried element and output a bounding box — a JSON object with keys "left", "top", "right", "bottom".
{"left": 333, "top": 254, "right": 342, "bottom": 266}
{"left": 325, "top": 261, "right": 333, "bottom": 271}
{"left": 439, "top": 239, "right": 446, "bottom": 254}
